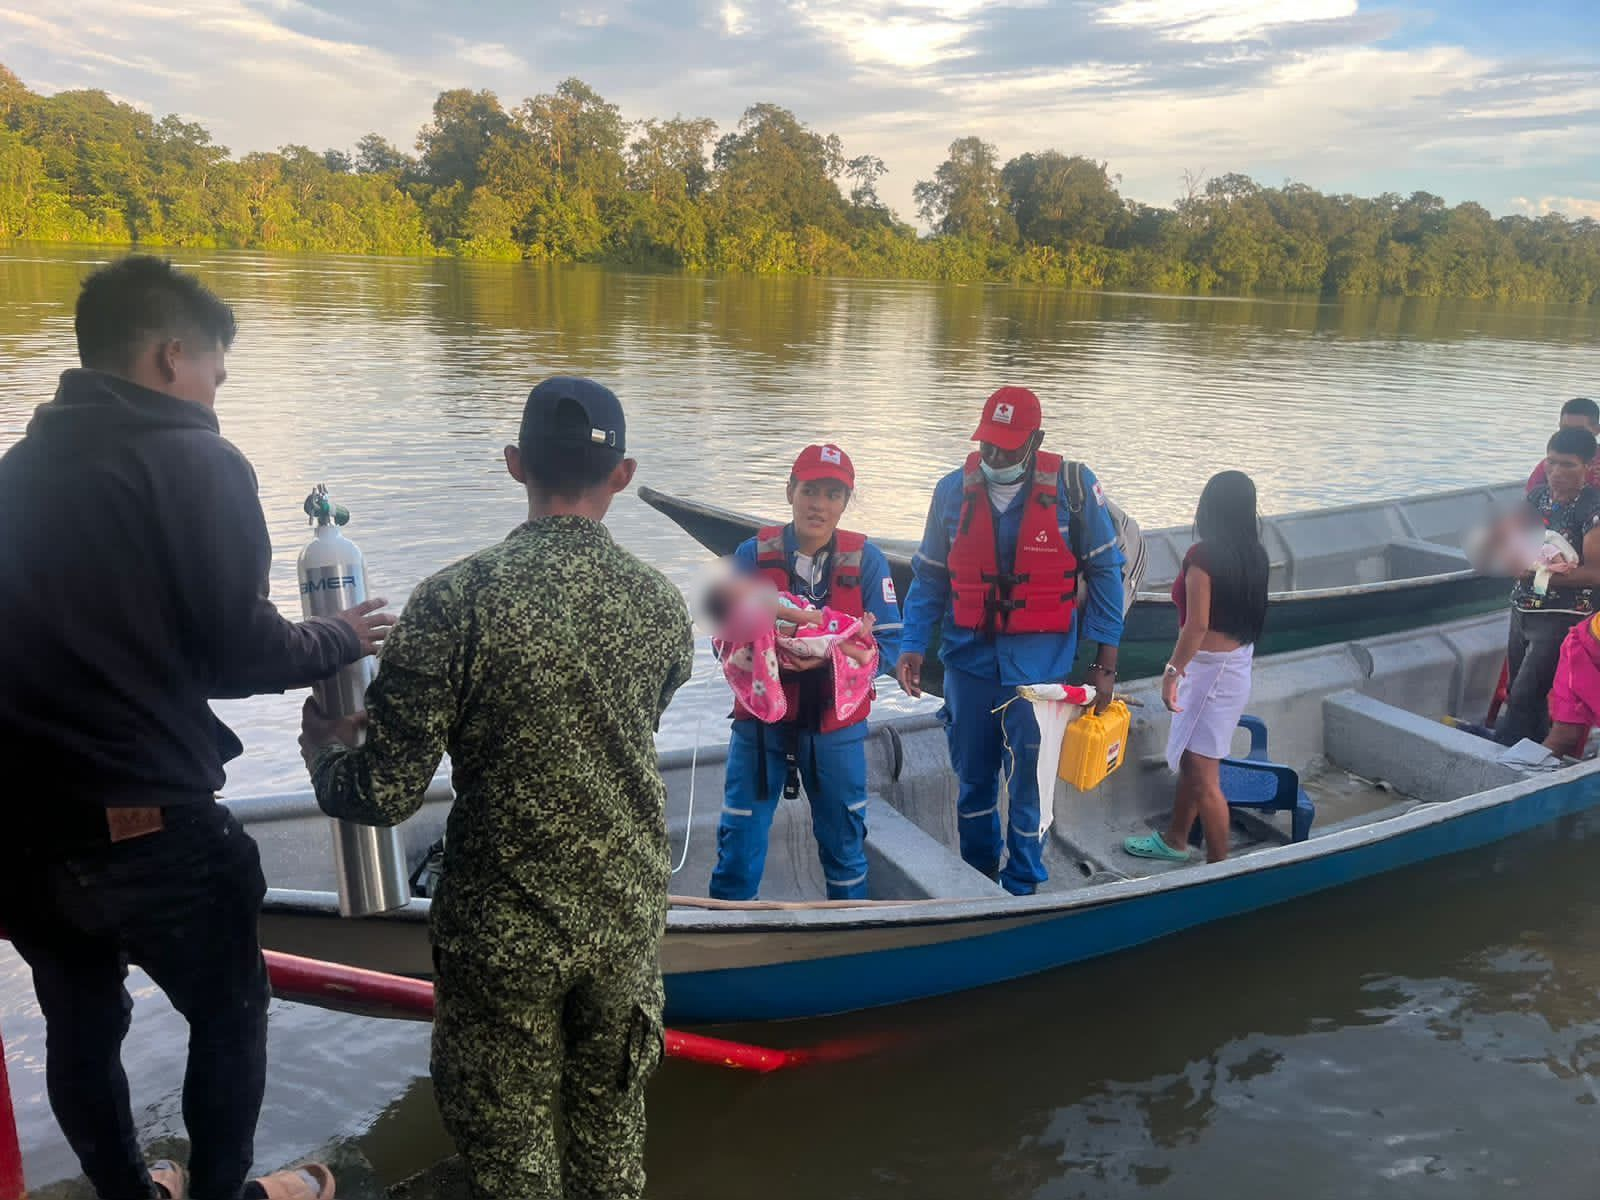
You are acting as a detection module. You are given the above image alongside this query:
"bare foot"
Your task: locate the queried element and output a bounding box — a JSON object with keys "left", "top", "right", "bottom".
{"left": 839, "top": 642, "right": 877, "bottom": 666}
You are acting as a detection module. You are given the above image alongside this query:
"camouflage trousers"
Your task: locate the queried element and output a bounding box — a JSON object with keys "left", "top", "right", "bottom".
{"left": 431, "top": 946, "right": 664, "bottom": 1200}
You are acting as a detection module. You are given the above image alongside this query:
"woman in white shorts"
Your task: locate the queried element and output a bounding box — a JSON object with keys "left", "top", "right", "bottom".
{"left": 1125, "top": 471, "right": 1269, "bottom": 864}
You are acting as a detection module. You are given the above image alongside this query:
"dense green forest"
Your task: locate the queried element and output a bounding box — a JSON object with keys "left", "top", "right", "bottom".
{"left": 2, "top": 63, "right": 1597, "bottom": 301}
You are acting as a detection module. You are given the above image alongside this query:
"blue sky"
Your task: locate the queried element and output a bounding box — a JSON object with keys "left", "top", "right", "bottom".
{"left": 3, "top": 0, "right": 1597, "bottom": 226}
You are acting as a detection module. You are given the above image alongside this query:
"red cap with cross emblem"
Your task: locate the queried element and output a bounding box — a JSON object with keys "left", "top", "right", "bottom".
{"left": 791, "top": 443, "right": 855, "bottom": 488}
{"left": 971, "top": 386, "right": 1042, "bottom": 452}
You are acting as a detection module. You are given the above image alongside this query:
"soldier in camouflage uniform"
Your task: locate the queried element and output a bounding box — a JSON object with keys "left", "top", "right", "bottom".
{"left": 301, "top": 377, "right": 694, "bottom": 1200}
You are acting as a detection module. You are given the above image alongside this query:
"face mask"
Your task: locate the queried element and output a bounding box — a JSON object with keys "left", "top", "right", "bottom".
{"left": 980, "top": 457, "right": 1029, "bottom": 486}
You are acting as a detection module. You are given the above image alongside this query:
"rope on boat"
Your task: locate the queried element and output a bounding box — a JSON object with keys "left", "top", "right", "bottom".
{"left": 668, "top": 894, "right": 939, "bottom": 911}
{"left": 670, "top": 643, "right": 719, "bottom": 877}
{"left": 993, "top": 694, "right": 1024, "bottom": 796}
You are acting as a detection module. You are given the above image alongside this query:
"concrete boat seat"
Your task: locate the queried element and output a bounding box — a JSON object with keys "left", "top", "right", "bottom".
{"left": 1321, "top": 690, "right": 1522, "bottom": 803}
{"left": 865, "top": 797, "right": 1006, "bottom": 900}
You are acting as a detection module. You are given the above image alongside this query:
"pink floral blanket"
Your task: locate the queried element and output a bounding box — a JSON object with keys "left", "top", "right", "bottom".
{"left": 715, "top": 600, "right": 879, "bottom": 723}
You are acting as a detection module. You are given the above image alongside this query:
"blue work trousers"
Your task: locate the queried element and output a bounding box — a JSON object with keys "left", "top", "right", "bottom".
{"left": 942, "top": 666, "right": 1048, "bottom": 895}
{"left": 710, "top": 720, "right": 870, "bottom": 901}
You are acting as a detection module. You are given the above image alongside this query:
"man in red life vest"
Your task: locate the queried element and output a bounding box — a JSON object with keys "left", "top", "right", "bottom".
{"left": 897, "top": 387, "right": 1125, "bottom": 895}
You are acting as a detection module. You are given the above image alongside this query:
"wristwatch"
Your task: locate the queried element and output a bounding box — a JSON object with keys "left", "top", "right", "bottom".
{"left": 1163, "top": 662, "right": 1180, "bottom": 678}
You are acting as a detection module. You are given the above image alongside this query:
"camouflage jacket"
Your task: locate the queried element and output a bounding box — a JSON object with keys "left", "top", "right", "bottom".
{"left": 311, "top": 516, "right": 695, "bottom": 969}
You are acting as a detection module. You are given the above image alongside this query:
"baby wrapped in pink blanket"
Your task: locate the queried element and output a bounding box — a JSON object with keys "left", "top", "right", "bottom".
{"left": 706, "top": 576, "right": 879, "bottom": 724}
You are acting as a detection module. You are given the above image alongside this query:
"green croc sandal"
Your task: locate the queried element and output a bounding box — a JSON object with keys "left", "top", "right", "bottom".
{"left": 1124, "top": 833, "right": 1191, "bottom": 862}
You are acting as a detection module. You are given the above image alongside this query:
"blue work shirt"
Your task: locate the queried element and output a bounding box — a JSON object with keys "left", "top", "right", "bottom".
{"left": 901, "top": 462, "right": 1125, "bottom": 687}
{"left": 732, "top": 526, "right": 902, "bottom": 675}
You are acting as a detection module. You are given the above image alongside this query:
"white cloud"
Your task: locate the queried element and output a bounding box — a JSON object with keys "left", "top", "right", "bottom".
{"left": 1097, "top": 0, "right": 1358, "bottom": 41}
{"left": 3, "top": 0, "right": 459, "bottom": 155}
{"left": 943, "top": 63, "right": 1147, "bottom": 100}
{"left": 840, "top": 39, "right": 1600, "bottom": 218}
{"left": 1513, "top": 195, "right": 1600, "bottom": 221}
{"left": 0, "top": 6, "right": 69, "bottom": 40}
{"left": 720, "top": 1, "right": 751, "bottom": 36}
{"left": 794, "top": 0, "right": 1018, "bottom": 69}
{"left": 243, "top": 0, "right": 359, "bottom": 32}
{"left": 447, "top": 39, "right": 527, "bottom": 72}
{"left": 798, "top": 5, "right": 969, "bottom": 68}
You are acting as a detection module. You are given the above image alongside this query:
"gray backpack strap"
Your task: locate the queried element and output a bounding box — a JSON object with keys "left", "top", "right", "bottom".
{"left": 1064, "top": 459, "right": 1086, "bottom": 515}
{"left": 1062, "top": 460, "right": 1087, "bottom": 561}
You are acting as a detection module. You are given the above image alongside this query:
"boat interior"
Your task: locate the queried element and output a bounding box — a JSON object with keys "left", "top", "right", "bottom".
{"left": 237, "top": 608, "right": 1550, "bottom": 914}
{"left": 656, "top": 610, "right": 1532, "bottom": 903}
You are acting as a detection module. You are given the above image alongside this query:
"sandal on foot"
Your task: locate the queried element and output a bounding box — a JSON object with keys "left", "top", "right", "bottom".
{"left": 149, "top": 1161, "right": 188, "bottom": 1200}
{"left": 1123, "top": 832, "right": 1191, "bottom": 862}
{"left": 253, "top": 1163, "right": 336, "bottom": 1199}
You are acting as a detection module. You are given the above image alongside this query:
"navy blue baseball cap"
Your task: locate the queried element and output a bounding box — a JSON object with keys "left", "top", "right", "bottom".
{"left": 519, "top": 376, "right": 626, "bottom": 454}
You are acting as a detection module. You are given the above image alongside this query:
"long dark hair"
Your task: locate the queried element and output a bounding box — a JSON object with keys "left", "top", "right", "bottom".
{"left": 1193, "top": 470, "right": 1269, "bottom": 644}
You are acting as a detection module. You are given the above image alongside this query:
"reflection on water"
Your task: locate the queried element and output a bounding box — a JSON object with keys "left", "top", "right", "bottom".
{"left": 4, "top": 248, "right": 1600, "bottom": 1197}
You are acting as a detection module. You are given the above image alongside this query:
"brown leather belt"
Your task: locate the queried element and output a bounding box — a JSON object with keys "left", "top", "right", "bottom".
{"left": 106, "top": 806, "right": 165, "bottom": 843}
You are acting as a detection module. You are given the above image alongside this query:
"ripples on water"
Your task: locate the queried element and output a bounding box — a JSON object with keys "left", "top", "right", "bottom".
{"left": 4, "top": 249, "right": 1600, "bottom": 1198}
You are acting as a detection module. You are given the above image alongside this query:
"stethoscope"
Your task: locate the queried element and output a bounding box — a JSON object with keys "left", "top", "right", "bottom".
{"left": 792, "top": 537, "right": 834, "bottom": 605}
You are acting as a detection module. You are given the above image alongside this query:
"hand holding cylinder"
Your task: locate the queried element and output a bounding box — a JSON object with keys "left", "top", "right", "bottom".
{"left": 299, "top": 697, "right": 366, "bottom": 769}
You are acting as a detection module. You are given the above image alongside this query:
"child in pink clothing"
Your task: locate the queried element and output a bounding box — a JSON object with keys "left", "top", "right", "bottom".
{"left": 705, "top": 575, "right": 878, "bottom": 724}
{"left": 709, "top": 577, "right": 877, "bottom": 664}
{"left": 771, "top": 594, "right": 877, "bottom": 664}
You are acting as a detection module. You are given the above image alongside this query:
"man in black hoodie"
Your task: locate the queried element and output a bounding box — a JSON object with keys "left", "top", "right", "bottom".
{"left": 0, "top": 256, "right": 391, "bottom": 1200}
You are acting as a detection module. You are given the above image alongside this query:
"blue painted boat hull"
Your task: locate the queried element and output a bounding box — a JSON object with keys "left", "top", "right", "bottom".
{"left": 662, "top": 771, "right": 1600, "bottom": 1024}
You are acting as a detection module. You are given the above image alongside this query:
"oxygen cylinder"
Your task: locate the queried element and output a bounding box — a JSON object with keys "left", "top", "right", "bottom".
{"left": 298, "top": 484, "right": 411, "bottom": 918}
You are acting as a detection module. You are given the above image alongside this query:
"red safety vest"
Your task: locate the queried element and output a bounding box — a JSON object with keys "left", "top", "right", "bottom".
{"left": 947, "top": 449, "right": 1078, "bottom": 636}
{"left": 731, "top": 525, "right": 872, "bottom": 732}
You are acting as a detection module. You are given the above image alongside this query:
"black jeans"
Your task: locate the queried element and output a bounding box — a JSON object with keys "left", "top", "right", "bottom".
{"left": 1496, "top": 607, "right": 1585, "bottom": 747}
{"left": 0, "top": 802, "right": 269, "bottom": 1200}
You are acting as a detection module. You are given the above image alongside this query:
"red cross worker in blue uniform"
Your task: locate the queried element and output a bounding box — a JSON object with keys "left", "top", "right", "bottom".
{"left": 710, "top": 444, "right": 904, "bottom": 900}
{"left": 897, "top": 387, "right": 1125, "bottom": 895}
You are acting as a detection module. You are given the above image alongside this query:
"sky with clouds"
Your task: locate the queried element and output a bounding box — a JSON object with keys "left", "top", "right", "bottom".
{"left": 3, "top": 0, "right": 1598, "bottom": 227}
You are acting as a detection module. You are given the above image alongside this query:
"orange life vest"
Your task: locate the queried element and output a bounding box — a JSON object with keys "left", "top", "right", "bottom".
{"left": 730, "top": 525, "right": 872, "bottom": 732}
{"left": 947, "top": 449, "right": 1078, "bottom": 636}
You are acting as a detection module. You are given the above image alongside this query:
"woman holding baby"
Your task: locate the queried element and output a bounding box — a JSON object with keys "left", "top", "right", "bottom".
{"left": 708, "top": 444, "right": 903, "bottom": 901}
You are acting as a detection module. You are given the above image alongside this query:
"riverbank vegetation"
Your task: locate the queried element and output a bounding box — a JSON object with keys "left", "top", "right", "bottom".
{"left": 2, "top": 64, "right": 1596, "bottom": 302}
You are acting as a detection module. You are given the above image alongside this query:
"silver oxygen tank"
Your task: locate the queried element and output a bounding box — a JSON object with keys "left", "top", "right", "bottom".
{"left": 297, "top": 484, "right": 410, "bottom": 917}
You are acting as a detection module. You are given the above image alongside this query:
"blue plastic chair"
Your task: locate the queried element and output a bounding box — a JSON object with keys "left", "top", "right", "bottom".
{"left": 1189, "top": 715, "right": 1315, "bottom": 847}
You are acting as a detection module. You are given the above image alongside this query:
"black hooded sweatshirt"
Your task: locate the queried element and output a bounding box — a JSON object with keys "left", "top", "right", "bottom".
{"left": 0, "top": 369, "right": 360, "bottom": 814}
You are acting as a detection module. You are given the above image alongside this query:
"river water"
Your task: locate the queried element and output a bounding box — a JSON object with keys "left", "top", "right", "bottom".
{"left": 3, "top": 247, "right": 1600, "bottom": 1197}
